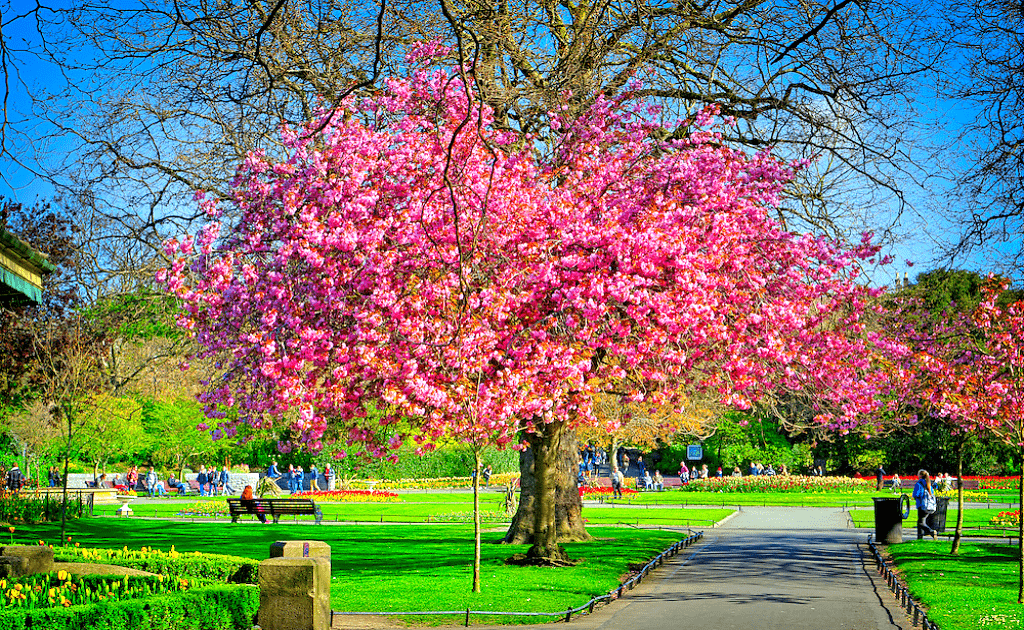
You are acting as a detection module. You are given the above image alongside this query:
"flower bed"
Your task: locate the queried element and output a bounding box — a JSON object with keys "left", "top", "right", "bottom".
{"left": 292, "top": 489, "right": 400, "bottom": 502}
{"left": 937, "top": 489, "right": 989, "bottom": 502}
{"left": 677, "top": 475, "right": 876, "bottom": 494}
{"left": 1, "top": 571, "right": 189, "bottom": 610}
{"left": 346, "top": 472, "right": 520, "bottom": 490}
{"left": 175, "top": 500, "right": 229, "bottom": 517}
{"left": 0, "top": 571, "right": 257, "bottom": 630}
{"left": 971, "top": 477, "right": 1020, "bottom": 490}
{"left": 990, "top": 510, "right": 1020, "bottom": 528}
{"left": 53, "top": 544, "right": 259, "bottom": 583}
{"left": 579, "top": 486, "right": 639, "bottom": 499}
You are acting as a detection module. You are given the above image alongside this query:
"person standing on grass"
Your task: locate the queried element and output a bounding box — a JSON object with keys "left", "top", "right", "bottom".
{"left": 913, "top": 469, "right": 938, "bottom": 540}
{"left": 309, "top": 463, "right": 321, "bottom": 492}
{"left": 324, "top": 464, "right": 335, "bottom": 491}
{"left": 294, "top": 466, "right": 305, "bottom": 493}
{"left": 876, "top": 464, "right": 886, "bottom": 491}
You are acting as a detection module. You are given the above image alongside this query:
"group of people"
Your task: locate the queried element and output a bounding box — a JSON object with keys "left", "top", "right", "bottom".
{"left": 678, "top": 462, "right": 714, "bottom": 483}
{"left": 266, "top": 461, "right": 335, "bottom": 493}
{"left": 195, "top": 465, "right": 236, "bottom": 496}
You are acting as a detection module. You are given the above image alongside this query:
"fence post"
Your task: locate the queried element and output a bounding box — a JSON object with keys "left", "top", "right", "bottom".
{"left": 464, "top": 608, "right": 470, "bottom": 627}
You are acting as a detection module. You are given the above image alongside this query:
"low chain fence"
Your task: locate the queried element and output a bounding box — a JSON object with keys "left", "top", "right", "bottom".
{"left": 332, "top": 530, "right": 705, "bottom": 626}
{"left": 867, "top": 535, "right": 939, "bottom": 629}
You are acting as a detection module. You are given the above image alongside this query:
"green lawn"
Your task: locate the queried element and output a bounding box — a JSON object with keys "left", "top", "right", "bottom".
{"left": 92, "top": 496, "right": 730, "bottom": 528}
{"left": 849, "top": 507, "right": 1019, "bottom": 538}
{"left": 889, "top": 540, "right": 1024, "bottom": 630}
{"left": 13, "top": 518, "right": 692, "bottom": 621}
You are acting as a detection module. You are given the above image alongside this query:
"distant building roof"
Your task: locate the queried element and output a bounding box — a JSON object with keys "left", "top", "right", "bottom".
{"left": 0, "top": 228, "right": 57, "bottom": 305}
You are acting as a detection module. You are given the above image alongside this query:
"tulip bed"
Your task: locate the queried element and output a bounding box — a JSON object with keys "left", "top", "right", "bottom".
{"left": 53, "top": 544, "right": 259, "bottom": 583}
{"left": 346, "top": 472, "right": 519, "bottom": 490}
{"left": 678, "top": 475, "right": 875, "bottom": 494}
{"left": 1, "top": 571, "right": 188, "bottom": 610}
{"left": 0, "top": 570, "right": 257, "bottom": 630}
{"left": 292, "top": 489, "right": 400, "bottom": 502}
{"left": 989, "top": 509, "right": 1020, "bottom": 528}
{"left": 579, "top": 486, "right": 639, "bottom": 499}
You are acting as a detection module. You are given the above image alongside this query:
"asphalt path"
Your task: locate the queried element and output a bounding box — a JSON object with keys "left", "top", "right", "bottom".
{"left": 363, "top": 507, "right": 918, "bottom": 630}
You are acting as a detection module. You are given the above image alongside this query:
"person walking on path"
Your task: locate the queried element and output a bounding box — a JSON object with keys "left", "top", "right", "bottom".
{"left": 611, "top": 467, "right": 624, "bottom": 499}
{"left": 913, "top": 469, "right": 938, "bottom": 540}
{"left": 220, "top": 466, "right": 236, "bottom": 495}
{"left": 875, "top": 464, "right": 886, "bottom": 491}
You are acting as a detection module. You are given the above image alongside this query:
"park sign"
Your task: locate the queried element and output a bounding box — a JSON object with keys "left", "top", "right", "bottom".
{"left": 687, "top": 444, "right": 703, "bottom": 461}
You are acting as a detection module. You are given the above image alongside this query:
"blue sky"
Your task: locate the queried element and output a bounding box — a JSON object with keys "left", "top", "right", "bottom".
{"left": 0, "top": 0, "right": 1007, "bottom": 289}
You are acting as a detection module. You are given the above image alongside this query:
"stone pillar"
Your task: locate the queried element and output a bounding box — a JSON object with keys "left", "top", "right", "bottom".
{"left": 269, "top": 540, "right": 331, "bottom": 559}
{"left": 258, "top": 542, "right": 331, "bottom": 630}
{"left": 0, "top": 545, "right": 55, "bottom": 576}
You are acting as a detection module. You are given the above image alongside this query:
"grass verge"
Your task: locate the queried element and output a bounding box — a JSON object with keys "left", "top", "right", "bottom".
{"left": 889, "top": 540, "right": 1024, "bottom": 630}
{"left": 13, "top": 519, "right": 700, "bottom": 623}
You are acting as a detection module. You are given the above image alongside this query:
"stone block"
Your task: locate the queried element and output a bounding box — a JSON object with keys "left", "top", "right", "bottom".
{"left": 0, "top": 545, "right": 54, "bottom": 575}
{"left": 258, "top": 556, "right": 331, "bottom": 630}
{"left": 269, "top": 540, "right": 331, "bottom": 559}
{"left": 0, "top": 556, "right": 24, "bottom": 578}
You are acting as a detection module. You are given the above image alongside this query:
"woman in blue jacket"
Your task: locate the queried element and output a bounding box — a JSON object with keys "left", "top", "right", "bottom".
{"left": 912, "top": 469, "right": 937, "bottom": 540}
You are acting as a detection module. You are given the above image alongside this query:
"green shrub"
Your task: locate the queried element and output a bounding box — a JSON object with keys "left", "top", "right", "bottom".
{"left": 53, "top": 546, "right": 259, "bottom": 584}
{"left": 0, "top": 584, "right": 258, "bottom": 630}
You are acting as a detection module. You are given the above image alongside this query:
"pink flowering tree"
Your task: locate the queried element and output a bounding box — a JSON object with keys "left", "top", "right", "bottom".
{"left": 159, "top": 52, "right": 895, "bottom": 566}
{"left": 908, "top": 279, "right": 1024, "bottom": 601}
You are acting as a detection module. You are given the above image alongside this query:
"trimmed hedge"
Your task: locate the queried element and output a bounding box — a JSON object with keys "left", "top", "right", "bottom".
{"left": 0, "top": 583, "right": 258, "bottom": 630}
{"left": 53, "top": 547, "right": 259, "bottom": 584}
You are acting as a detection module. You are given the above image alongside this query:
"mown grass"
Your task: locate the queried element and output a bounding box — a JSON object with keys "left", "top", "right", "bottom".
{"left": 848, "top": 507, "right": 1019, "bottom": 538}
{"left": 93, "top": 498, "right": 730, "bottom": 528}
{"left": 889, "top": 540, "right": 1024, "bottom": 630}
{"left": 13, "top": 519, "right": 691, "bottom": 622}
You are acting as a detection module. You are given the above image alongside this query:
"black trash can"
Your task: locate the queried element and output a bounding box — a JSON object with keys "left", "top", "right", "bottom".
{"left": 873, "top": 495, "right": 909, "bottom": 544}
{"left": 932, "top": 496, "right": 950, "bottom": 533}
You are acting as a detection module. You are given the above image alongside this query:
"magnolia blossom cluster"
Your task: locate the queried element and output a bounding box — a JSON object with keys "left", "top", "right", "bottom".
{"left": 159, "top": 60, "right": 895, "bottom": 456}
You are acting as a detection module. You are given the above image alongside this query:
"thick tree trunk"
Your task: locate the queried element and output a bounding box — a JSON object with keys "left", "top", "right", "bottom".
{"left": 504, "top": 423, "right": 591, "bottom": 553}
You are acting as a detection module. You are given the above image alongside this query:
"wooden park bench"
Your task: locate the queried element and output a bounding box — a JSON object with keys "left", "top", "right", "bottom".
{"left": 226, "top": 498, "right": 323, "bottom": 525}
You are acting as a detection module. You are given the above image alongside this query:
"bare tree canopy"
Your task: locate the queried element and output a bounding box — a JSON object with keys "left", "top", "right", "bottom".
{"left": 1, "top": 0, "right": 941, "bottom": 248}
{"left": 942, "top": 0, "right": 1024, "bottom": 272}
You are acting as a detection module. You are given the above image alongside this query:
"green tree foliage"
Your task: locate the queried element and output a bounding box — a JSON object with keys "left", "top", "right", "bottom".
{"left": 671, "top": 413, "right": 814, "bottom": 475}
{"left": 142, "top": 398, "right": 217, "bottom": 477}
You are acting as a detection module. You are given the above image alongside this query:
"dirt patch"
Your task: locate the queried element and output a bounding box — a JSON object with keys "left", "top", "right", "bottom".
{"left": 55, "top": 561, "right": 156, "bottom": 577}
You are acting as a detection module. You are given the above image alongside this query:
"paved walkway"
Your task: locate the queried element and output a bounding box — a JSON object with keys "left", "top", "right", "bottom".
{"left": 341, "top": 506, "right": 916, "bottom": 630}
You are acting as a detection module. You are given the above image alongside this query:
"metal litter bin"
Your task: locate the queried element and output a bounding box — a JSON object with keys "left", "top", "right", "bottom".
{"left": 873, "top": 495, "right": 910, "bottom": 544}
{"left": 932, "top": 496, "right": 950, "bottom": 532}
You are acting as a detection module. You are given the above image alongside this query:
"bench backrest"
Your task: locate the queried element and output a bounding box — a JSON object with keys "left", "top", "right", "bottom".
{"left": 227, "top": 498, "right": 317, "bottom": 514}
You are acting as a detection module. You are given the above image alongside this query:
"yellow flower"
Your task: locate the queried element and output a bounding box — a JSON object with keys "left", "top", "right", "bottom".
{"left": 48, "top": 587, "right": 56, "bottom": 598}
{"left": 58, "top": 570, "right": 67, "bottom": 581}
